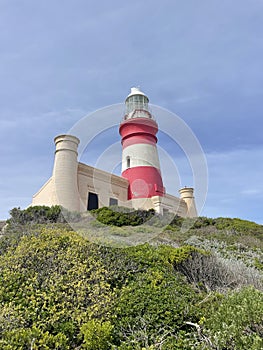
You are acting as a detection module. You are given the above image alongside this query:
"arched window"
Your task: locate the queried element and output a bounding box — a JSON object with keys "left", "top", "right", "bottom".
{"left": 126, "top": 156, "right": 130, "bottom": 168}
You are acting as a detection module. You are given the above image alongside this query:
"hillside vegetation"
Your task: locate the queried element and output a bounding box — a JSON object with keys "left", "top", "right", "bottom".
{"left": 0, "top": 206, "right": 263, "bottom": 349}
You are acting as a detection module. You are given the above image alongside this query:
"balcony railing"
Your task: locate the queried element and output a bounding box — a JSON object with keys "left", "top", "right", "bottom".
{"left": 123, "top": 108, "right": 155, "bottom": 121}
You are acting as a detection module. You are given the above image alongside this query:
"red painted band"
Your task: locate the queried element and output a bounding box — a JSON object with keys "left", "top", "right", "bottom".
{"left": 119, "top": 118, "right": 158, "bottom": 140}
{"left": 122, "top": 166, "right": 165, "bottom": 199}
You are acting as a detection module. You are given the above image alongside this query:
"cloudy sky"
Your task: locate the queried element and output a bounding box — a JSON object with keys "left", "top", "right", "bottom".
{"left": 1, "top": 0, "right": 263, "bottom": 223}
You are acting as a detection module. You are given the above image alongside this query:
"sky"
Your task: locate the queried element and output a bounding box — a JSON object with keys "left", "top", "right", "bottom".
{"left": 0, "top": 0, "right": 263, "bottom": 223}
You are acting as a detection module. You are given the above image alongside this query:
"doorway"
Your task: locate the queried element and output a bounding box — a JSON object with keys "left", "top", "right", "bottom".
{"left": 87, "top": 192, "right": 99, "bottom": 210}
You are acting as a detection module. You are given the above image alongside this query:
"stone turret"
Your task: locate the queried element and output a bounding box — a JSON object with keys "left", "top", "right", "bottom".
{"left": 53, "top": 135, "right": 80, "bottom": 212}
{"left": 179, "top": 187, "right": 197, "bottom": 217}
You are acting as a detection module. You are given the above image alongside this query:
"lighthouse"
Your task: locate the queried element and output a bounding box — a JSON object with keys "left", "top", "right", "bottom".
{"left": 119, "top": 87, "right": 165, "bottom": 199}
{"left": 32, "top": 86, "right": 197, "bottom": 217}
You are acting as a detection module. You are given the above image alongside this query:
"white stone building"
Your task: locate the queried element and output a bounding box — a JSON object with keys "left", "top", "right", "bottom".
{"left": 32, "top": 88, "right": 197, "bottom": 217}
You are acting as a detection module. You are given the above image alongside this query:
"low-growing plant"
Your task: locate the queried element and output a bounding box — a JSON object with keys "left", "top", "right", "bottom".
{"left": 81, "top": 319, "right": 113, "bottom": 350}
{"left": 201, "top": 287, "right": 263, "bottom": 349}
{"left": 173, "top": 249, "right": 263, "bottom": 292}
{"left": 1, "top": 211, "right": 263, "bottom": 349}
{"left": 91, "top": 207, "right": 155, "bottom": 227}
{"left": 6, "top": 206, "right": 81, "bottom": 230}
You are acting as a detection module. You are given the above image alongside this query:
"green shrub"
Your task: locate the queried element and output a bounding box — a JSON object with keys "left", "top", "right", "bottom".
{"left": 214, "top": 217, "right": 263, "bottom": 235}
{"left": 0, "top": 326, "right": 69, "bottom": 350}
{"left": 6, "top": 206, "right": 81, "bottom": 229}
{"left": 91, "top": 207, "right": 155, "bottom": 227}
{"left": 81, "top": 320, "right": 113, "bottom": 350}
{"left": 0, "top": 228, "right": 115, "bottom": 349}
{"left": 167, "top": 216, "right": 263, "bottom": 236}
{"left": 112, "top": 267, "right": 203, "bottom": 349}
{"left": 1, "top": 211, "right": 263, "bottom": 349}
{"left": 201, "top": 287, "right": 263, "bottom": 349}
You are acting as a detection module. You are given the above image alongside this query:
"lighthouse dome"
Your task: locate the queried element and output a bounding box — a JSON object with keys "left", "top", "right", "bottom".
{"left": 125, "top": 87, "right": 149, "bottom": 101}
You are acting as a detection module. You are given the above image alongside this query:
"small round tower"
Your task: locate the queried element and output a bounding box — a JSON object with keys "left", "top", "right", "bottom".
{"left": 179, "top": 187, "right": 197, "bottom": 217}
{"left": 119, "top": 87, "right": 165, "bottom": 199}
{"left": 53, "top": 134, "right": 80, "bottom": 212}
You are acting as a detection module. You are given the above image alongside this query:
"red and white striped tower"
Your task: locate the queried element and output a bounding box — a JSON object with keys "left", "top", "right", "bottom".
{"left": 119, "top": 87, "right": 165, "bottom": 199}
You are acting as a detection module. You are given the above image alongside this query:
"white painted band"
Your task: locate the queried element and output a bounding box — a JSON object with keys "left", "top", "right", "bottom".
{"left": 122, "top": 143, "right": 161, "bottom": 172}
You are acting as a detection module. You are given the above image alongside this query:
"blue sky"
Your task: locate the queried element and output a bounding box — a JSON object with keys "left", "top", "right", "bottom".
{"left": 1, "top": 0, "right": 263, "bottom": 223}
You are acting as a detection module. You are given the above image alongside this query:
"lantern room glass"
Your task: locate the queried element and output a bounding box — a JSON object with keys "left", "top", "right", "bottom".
{"left": 126, "top": 95, "right": 149, "bottom": 114}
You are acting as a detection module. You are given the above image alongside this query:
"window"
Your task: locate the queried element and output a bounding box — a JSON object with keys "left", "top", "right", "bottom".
{"left": 87, "top": 192, "right": 98, "bottom": 210}
{"left": 126, "top": 156, "right": 131, "bottom": 168}
{"left": 109, "top": 198, "right": 118, "bottom": 206}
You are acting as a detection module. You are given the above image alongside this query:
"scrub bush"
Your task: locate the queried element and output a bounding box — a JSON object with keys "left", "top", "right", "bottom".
{"left": 91, "top": 207, "right": 155, "bottom": 226}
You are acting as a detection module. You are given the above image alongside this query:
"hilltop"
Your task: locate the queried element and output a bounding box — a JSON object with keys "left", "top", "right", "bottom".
{"left": 0, "top": 206, "right": 262, "bottom": 349}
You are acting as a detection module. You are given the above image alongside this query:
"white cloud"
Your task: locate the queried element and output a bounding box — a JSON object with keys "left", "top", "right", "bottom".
{"left": 241, "top": 189, "right": 263, "bottom": 196}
